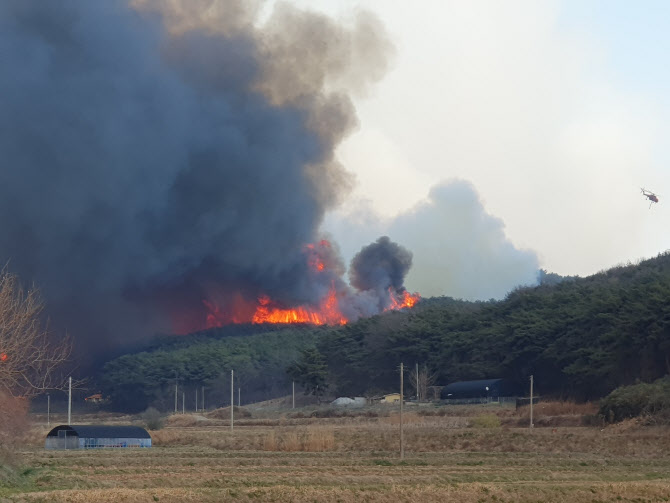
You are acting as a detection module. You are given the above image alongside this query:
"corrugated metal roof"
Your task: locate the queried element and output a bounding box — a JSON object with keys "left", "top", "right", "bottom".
{"left": 46, "top": 425, "right": 151, "bottom": 439}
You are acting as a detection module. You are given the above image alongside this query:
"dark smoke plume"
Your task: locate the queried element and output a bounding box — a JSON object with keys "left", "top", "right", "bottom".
{"left": 349, "top": 236, "right": 412, "bottom": 292}
{"left": 0, "top": 0, "right": 392, "bottom": 350}
{"left": 344, "top": 236, "right": 414, "bottom": 315}
{"left": 326, "top": 180, "right": 540, "bottom": 301}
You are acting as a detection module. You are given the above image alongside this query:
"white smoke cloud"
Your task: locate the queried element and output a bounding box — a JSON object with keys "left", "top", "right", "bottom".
{"left": 311, "top": 0, "right": 670, "bottom": 277}
{"left": 324, "top": 179, "right": 539, "bottom": 300}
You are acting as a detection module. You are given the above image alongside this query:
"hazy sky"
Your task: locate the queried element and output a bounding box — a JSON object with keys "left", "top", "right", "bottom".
{"left": 280, "top": 0, "right": 670, "bottom": 294}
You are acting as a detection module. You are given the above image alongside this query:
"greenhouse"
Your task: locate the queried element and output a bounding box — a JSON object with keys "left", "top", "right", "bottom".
{"left": 45, "top": 425, "right": 151, "bottom": 449}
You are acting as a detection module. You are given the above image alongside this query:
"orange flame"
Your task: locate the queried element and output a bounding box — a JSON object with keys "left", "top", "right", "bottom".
{"left": 252, "top": 287, "right": 346, "bottom": 326}
{"left": 0, "top": 352, "right": 7, "bottom": 362}
{"left": 245, "top": 240, "right": 345, "bottom": 325}
{"left": 197, "top": 240, "right": 420, "bottom": 330}
{"left": 304, "top": 240, "right": 329, "bottom": 273}
{"left": 386, "top": 289, "right": 421, "bottom": 310}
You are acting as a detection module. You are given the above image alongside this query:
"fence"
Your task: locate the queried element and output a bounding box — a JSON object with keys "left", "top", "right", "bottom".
{"left": 441, "top": 396, "right": 518, "bottom": 406}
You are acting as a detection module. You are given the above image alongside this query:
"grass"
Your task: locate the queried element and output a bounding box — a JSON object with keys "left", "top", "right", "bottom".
{"left": 470, "top": 414, "right": 501, "bottom": 428}
{"left": 2, "top": 402, "right": 670, "bottom": 502}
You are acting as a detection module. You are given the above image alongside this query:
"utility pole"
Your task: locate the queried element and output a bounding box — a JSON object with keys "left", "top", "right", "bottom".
{"left": 174, "top": 376, "right": 178, "bottom": 414}
{"left": 415, "top": 362, "right": 420, "bottom": 402}
{"left": 182, "top": 391, "right": 185, "bottom": 414}
{"left": 202, "top": 386, "right": 205, "bottom": 411}
{"left": 195, "top": 388, "right": 198, "bottom": 412}
{"left": 230, "top": 369, "right": 234, "bottom": 432}
{"left": 67, "top": 376, "right": 72, "bottom": 425}
{"left": 530, "top": 375, "right": 534, "bottom": 428}
{"left": 400, "top": 362, "right": 404, "bottom": 460}
{"left": 47, "top": 393, "right": 50, "bottom": 428}
{"left": 292, "top": 381, "right": 295, "bottom": 409}
{"left": 238, "top": 387, "right": 240, "bottom": 407}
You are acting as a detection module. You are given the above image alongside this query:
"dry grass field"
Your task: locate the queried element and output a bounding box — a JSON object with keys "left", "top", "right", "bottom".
{"left": 2, "top": 402, "right": 670, "bottom": 502}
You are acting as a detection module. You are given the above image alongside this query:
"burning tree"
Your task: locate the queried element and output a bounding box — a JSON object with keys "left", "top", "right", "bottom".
{"left": 0, "top": 270, "right": 72, "bottom": 398}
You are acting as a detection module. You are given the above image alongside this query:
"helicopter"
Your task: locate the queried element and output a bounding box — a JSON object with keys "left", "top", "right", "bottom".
{"left": 641, "top": 188, "right": 659, "bottom": 208}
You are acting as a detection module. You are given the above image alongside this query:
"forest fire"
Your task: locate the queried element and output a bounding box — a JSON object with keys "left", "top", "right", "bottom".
{"left": 305, "top": 241, "right": 328, "bottom": 272}
{"left": 199, "top": 239, "right": 421, "bottom": 330}
{"left": 0, "top": 352, "right": 7, "bottom": 362}
{"left": 386, "top": 289, "right": 421, "bottom": 310}
{"left": 0, "top": 0, "right": 401, "bottom": 354}
{"left": 251, "top": 290, "right": 347, "bottom": 326}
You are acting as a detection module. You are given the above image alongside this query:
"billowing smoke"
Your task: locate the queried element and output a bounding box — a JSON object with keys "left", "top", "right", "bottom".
{"left": 347, "top": 236, "right": 413, "bottom": 314}
{"left": 0, "top": 0, "right": 393, "bottom": 350}
{"left": 389, "top": 181, "right": 539, "bottom": 299}
{"left": 350, "top": 236, "right": 412, "bottom": 292}
{"left": 325, "top": 180, "right": 540, "bottom": 301}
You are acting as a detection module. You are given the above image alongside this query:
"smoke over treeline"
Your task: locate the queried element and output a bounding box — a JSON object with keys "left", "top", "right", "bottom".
{"left": 349, "top": 236, "right": 413, "bottom": 312}
{"left": 0, "top": 0, "right": 399, "bottom": 350}
{"left": 325, "top": 180, "right": 541, "bottom": 301}
{"left": 390, "top": 181, "right": 540, "bottom": 299}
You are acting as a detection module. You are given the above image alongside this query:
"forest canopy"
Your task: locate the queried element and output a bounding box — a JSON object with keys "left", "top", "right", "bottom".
{"left": 99, "top": 253, "right": 670, "bottom": 410}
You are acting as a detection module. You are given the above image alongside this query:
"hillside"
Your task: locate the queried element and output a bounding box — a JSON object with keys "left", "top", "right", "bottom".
{"left": 318, "top": 252, "right": 670, "bottom": 399}
{"left": 98, "top": 252, "right": 670, "bottom": 410}
{"left": 100, "top": 326, "right": 325, "bottom": 411}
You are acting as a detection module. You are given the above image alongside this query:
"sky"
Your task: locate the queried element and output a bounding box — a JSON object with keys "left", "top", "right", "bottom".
{"left": 277, "top": 0, "right": 670, "bottom": 299}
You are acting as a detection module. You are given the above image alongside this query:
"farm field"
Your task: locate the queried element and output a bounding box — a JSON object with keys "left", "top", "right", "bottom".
{"left": 2, "top": 404, "right": 670, "bottom": 502}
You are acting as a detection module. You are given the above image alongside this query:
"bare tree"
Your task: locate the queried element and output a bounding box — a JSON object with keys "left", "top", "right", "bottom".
{"left": 0, "top": 270, "right": 72, "bottom": 398}
{"left": 408, "top": 364, "right": 437, "bottom": 402}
